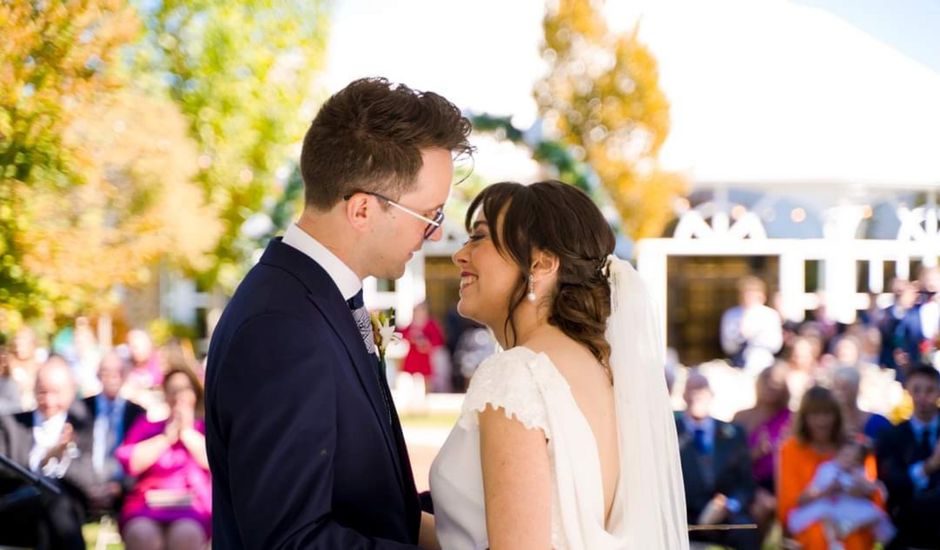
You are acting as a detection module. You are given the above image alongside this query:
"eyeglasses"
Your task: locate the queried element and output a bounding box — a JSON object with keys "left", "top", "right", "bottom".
{"left": 343, "top": 191, "right": 444, "bottom": 240}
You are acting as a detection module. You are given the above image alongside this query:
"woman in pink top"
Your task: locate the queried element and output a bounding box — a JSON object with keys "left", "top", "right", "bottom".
{"left": 116, "top": 367, "right": 211, "bottom": 550}
{"left": 732, "top": 362, "right": 792, "bottom": 542}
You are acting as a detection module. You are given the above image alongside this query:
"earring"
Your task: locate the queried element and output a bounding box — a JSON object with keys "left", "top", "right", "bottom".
{"left": 527, "top": 275, "right": 536, "bottom": 302}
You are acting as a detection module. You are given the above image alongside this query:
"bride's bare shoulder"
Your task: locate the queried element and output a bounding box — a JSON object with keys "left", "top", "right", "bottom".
{"left": 522, "top": 336, "right": 607, "bottom": 390}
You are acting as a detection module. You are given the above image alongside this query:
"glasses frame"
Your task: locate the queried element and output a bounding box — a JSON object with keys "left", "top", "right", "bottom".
{"left": 343, "top": 190, "right": 444, "bottom": 239}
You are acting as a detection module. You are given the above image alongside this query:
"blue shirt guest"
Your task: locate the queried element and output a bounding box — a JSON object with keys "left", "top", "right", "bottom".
{"left": 81, "top": 350, "right": 146, "bottom": 514}
{"left": 677, "top": 371, "right": 761, "bottom": 550}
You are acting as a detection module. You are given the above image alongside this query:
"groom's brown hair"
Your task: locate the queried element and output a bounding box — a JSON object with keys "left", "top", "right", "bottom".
{"left": 300, "top": 77, "right": 473, "bottom": 210}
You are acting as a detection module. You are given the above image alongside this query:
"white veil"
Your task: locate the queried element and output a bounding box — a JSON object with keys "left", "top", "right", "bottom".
{"left": 605, "top": 256, "right": 689, "bottom": 549}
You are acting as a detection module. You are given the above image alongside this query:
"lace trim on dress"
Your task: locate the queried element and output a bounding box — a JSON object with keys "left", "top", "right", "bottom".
{"left": 457, "top": 347, "right": 553, "bottom": 439}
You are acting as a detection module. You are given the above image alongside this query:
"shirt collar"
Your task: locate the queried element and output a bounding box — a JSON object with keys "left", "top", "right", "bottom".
{"left": 683, "top": 414, "right": 715, "bottom": 435}
{"left": 95, "top": 393, "right": 124, "bottom": 413}
{"left": 33, "top": 410, "right": 67, "bottom": 432}
{"left": 282, "top": 224, "right": 361, "bottom": 302}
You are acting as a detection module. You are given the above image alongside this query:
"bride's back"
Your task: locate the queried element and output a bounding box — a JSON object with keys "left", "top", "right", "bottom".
{"left": 524, "top": 331, "right": 620, "bottom": 523}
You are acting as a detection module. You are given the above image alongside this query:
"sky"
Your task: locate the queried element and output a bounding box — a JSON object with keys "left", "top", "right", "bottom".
{"left": 795, "top": 0, "right": 940, "bottom": 74}
{"left": 324, "top": 0, "right": 546, "bottom": 127}
{"left": 323, "top": 0, "right": 940, "bottom": 187}
{"left": 324, "top": 0, "right": 940, "bottom": 122}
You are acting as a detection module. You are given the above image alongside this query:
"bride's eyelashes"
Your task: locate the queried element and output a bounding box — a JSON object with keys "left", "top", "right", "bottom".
{"left": 463, "top": 233, "right": 487, "bottom": 245}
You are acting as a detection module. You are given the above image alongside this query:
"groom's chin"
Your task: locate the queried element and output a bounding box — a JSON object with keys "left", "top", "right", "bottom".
{"left": 375, "top": 263, "right": 408, "bottom": 281}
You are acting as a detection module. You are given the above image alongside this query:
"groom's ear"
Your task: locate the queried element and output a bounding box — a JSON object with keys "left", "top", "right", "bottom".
{"left": 345, "top": 192, "right": 373, "bottom": 232}
{"left": 530, "top": 250, "right": 560, "bottom": 280}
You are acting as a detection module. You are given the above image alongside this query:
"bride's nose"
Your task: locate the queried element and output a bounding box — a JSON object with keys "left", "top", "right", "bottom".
{"left": 452, "top": 245, "right": 468, "bottom": 267}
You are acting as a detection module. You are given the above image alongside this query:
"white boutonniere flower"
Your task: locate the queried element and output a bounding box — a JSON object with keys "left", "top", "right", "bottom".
{"left": 370, "top": 309, "right": 402, "bottom": 361}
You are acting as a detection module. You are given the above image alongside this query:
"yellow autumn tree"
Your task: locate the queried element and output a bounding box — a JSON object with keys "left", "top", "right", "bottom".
{"left": 1, "top": 0, "right": 140, "bottom": 319}
{"left": 25, "top": 90, "right": 221, "bottom": 316}
{"left": 1, "top": 0, "right": 218, "bottom": 321}
{"left": 536, "top": 0, "right": 685, "bottom": 240}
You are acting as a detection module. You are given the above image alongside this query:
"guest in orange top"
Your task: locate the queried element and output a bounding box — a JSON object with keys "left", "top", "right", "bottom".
{"left": 778, "top": 386, "right": 885, "bottom": 550}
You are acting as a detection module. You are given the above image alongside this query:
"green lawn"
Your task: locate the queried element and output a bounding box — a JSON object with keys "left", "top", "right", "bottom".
{"left": 82, "top": 521, "right": 123, "bottom": 550}
{"left": 400, "top": 412, "right": 459, "bottom": 429}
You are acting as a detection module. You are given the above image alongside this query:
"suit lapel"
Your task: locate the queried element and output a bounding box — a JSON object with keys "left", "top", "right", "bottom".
{"left": 902, "top": 421, "right": 926, "bottom": 463}
{"left": 675, "top": 418, "right": 713, "bottom": 494}
{"left": 257, "top": 239, "right": 407, "bottom": 493}
{"left": 310, "top": 290, "right": 406, "bottom": 484}
{"left": 712, "top": 421, "right": 733, "bottom": 485}
{"left": 12, "top": 413, "right": 35, "bottom": 466}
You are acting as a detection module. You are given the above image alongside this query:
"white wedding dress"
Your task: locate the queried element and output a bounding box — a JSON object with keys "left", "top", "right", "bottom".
{"left": 430, "top": 258, "right": 688, "bottom": 550}
{"left": 431, "top": 346, "right": 628, "bottom": 549}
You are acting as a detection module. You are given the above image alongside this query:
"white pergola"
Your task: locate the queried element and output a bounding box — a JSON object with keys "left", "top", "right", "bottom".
{"left": 627, "top": 0, "right": 940, "bottom": 333}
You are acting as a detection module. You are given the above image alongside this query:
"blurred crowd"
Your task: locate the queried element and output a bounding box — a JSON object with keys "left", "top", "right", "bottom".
{"left": 0, "top": 325, "right": 209, "bottom": 550}
{"left": 392, "top": 302, "right": 497, "bottom": 398}
{"left": 0, "top": 263, "right": 935, "bottom": 549}
{"left": 673, "top": 265, "right": 940, "bottom": 550}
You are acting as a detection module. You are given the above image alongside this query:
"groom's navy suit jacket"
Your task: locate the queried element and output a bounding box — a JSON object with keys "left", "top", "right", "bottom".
{"left": 206, "top": 238, "right": 421, "bottom": 549}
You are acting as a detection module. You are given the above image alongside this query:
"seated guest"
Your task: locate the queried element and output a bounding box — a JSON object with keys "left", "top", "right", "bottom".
{"left": 784, "top": 336, "right": 821, "bottom": 410}
{"left": 895, "top": 267, "right": 940, "bottom": 373}
{"left": 0, "top": 356, "right": 94, "bottom": 550}
{"left": 677, "top": 371, "right": 760, "bottom": 550}
{"left": 778, "top": 386, "right": 883, "bottom": 550}
{"left": 830, "top": 366, "right": 892, "bottom": 444}
{"left": 875, "top": 365, "right": 940, "bottom": 549}
{"left": 81, "top": 351, "right": 146, "bottom": 515}
{"left": 787, "top": 440, "right": 894, "bottom": 545}
{"left": 732, "top": 362, "right": 791, "bottom": 540}
{"left": 878, "top": 279, "right": 919, "bottom": 372}
{"left": 9, "top": 327, "right": 44, "bottom": 411}
{"left": 125, "top": 329, "right": 164, "bottom": 392}
{"left": 116, "top": 367, "right": 210, "bottom": 550}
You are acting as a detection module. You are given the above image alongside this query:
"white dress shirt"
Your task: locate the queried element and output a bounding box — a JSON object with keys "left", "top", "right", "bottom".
{"left": 720, "top": 304, "right": 784, "bottom": 373}
{"left": 920, "top": 300, "right": 939, "bottom": 341}
{"left": 29, "top": 411, "right": 75, "bottom": 477}
{"left": 282, "top": 224, "right": 361, "bottom": 302}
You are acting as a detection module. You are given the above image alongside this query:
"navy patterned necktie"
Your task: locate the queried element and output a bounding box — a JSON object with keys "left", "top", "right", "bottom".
{"left": 347, "top": 290, "right": 391, "bottom": 425}
{"left": 693, "top": 427, "right": 709, "bottom": 455}
{"left": 347, "top": 290, "right": 376, "bottom": 356}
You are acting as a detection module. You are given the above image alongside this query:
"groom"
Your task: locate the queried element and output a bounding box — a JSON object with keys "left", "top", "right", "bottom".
{"left": 205, "top": 77, "right": 472, "bottom": 549}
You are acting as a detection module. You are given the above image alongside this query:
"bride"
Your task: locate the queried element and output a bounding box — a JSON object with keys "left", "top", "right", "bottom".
{"left": 428, "top": 180, "right": 688, "bottom": 549}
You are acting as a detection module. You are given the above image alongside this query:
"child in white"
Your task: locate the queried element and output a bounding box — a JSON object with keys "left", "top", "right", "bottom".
{"left": 788, "top": 441, "right": 895, "bottom": 543}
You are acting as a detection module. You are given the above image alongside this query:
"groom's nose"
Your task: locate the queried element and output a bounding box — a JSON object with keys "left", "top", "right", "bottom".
{"left": 426, "top": 224, "right": 444, "bottom": 242}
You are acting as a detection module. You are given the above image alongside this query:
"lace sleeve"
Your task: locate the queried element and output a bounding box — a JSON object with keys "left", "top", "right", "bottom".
{"left": 457, "top": 348, "right": 550, "bottom": 438}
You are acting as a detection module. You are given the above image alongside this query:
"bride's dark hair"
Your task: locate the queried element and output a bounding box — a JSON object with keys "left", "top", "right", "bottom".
{"left": 465, "top": 180, "right": 617, "bottom": 367}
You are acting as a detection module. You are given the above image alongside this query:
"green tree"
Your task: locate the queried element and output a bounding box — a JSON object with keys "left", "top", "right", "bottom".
{"left": 536, "top": 0, "right": 685, "bottom": 240}
{"left": 128, "top": 0, "right": 331, "bottom": 291}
